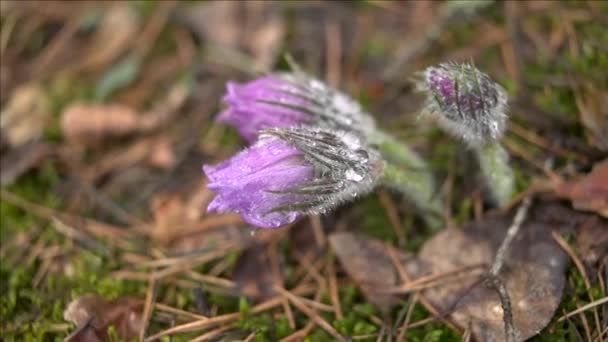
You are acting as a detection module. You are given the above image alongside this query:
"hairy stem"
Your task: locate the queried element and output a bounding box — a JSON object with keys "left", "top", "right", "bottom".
{"left": 372, "top": 132, "right": 443, "bottom": 229}
{"left": 476, "top": 141, "right": 514, "bottom": 206}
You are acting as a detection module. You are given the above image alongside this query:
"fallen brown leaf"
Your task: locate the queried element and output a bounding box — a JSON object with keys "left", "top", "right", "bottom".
{"left": 329, "top": 232, "right": 412, "bottom": 311}
{"left": 555, "top": 160, "right": 608, "bottom": 218}
{"left": 575, "top": 86, "right": 608, "bottom": 151}
{"left": 64, "top": 294, "right": 143, "bottom": 342}
{"left": 575, "top": 215, "right": 608, "bottom": 272}
{"left": 407, "top": 202, "right": 589, "bottom": 341}
{"left": 0, "top": 83, "right": 50, "bottom": 147}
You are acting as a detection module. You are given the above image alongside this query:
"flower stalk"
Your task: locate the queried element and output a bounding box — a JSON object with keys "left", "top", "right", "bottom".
{"left": 371, "top": 131, "right": 442, "bottom": 228}
{"left": 476, "top": 142, "right": 514, "bottom": 206}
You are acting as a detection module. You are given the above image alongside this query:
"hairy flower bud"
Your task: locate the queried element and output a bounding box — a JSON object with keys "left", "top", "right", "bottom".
{"left": 203, "top": 127, "right": 384, "bottom": 228}
{"left": 217, "top": 73, "right": 376, "bottom": 142}
{"left": 418, "top": 62, "right": 508, "bottom": 146}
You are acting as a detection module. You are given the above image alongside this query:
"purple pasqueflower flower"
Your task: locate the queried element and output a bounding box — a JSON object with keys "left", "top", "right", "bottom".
{"left": 203, "top": 127, "right": 384, "bottom": 228}
{"left": 217, "top": 73, "right": 375, "bottom": 142}
{"left": 418, "top": 62, "right": 508, "bottom": 146}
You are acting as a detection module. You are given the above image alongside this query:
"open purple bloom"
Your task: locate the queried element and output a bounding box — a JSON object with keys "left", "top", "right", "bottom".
{"left": 218, "top": 76, "right": 312, "bottom": 142}
{"left": 418, "top": 63, "right": 508, "bottom": 146}
{"left": 217, "top": 73, "right": 375, "bottom": 142}
{"left": 204, "top": 138, "right": 315, "bottom": 228}
{"left": 203, "top": 127, "right": 384, "bottom": 229}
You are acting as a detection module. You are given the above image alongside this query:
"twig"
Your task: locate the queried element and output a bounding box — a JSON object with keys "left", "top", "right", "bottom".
{"left": 552, "top": 231, "right": 603, "bottom": 337}
{"left": 488, "top": 276, "right": 516, "bottom": 341}
{"left": 461, "top": 321, "right": 473, "bottom": 342}
{"left": 279, "top": 321, "right": 315, "bottom": 342}
{"left": 486, "top": 196, "right": 532, "bottom": 342}
{"left": 558, "top": 296, "right": 608, "bottom": 322}
{"left": 396, "top": 294, "right": 418, "bottom": 342}
{"left": 379, "top": 190, "right": 407, "bottom": 247}
{"left": 309, "top": 215, "right": 326, "bottom": 248}
{"left": 140, "top": 278, "right": 157, "bottom": 341}
{"left": 275, "top": 286, "right": 346, "bottom": 342}
{"left": 490, "top": 196, "right": 532, "bottom": 276}
{"left": 190, "top": 325, "right": 232, "bottom": 342}
{"left": 327, "top": 251, "right": 343, "bottom": 320}
{"left": 144, "top": 285, "right": 316, "bottom": 341}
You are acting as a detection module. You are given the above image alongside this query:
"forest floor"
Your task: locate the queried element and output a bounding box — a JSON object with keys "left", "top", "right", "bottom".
{"left": 1, "top": 1, "right": 607, "bottom": 341}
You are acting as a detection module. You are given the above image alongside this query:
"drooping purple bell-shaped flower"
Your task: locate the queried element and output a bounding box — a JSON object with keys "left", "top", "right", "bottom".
{"left": 418, "top": 62, "right": 508, "bottom": 146}
{"left": 217, "top": 73, "right": 376, "bottom": 142}
{"left": 203, "top": 127, "right": 384, "bottom": 228}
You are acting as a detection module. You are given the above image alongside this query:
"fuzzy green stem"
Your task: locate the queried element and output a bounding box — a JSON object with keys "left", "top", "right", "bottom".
{"left": 476, "top": 141, "right": 514, "bottom": 206}
{"left": 371, "top": 131, "right": 443, "bottom": 229}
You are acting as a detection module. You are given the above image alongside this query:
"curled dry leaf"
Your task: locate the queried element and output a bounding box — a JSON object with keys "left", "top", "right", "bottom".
{"left": 62, "top": 83, "right": 190, "bottom": 146}
{"left": 0, "top": 83, "right": 50, "bottom": 147}
{"left": 555, "top": 160, "right": 608, "bottom": 218}
{"left": 407, "top": 202, "right": 590, "bottom": 342}
{"left": 329, "top": 232, "right": 412, "bottom": 311}
{"left": 64, "top": 294, "right": 143, "bottom": 342}
{"left": 61, "top": 103, "right": 140, "bottom": 145}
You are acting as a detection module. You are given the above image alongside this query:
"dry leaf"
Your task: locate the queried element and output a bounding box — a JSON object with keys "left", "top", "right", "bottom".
{"left": 150, "top": 174, "right": 252, "bottom": 254}
{"left": 178, "top": 1, "right": 285, "bottom": 70}
{"left": 555, "top": 160, "right": 608, "bottom": 218}
{"left": 408, "top": 202, "right": 588, "bottom": 341}
{"left": 242, "top": 1, "right": 285, "bottom": 71}
{"left": 70, "top": 4, "right": 140, "bottom": 73}
{"left": 147, "top": 137, "right": 176, "bottom": 170}
{"left": 150, "top": 192, "right": 191, "bottom": 245}
{"left": 64, "top": 294, "right": 143, "bottom": 342}
{"left": 575, "top": 86, "right": 608, "bottom": 151}
{"left": 180, "top": 1, "right": 239, "bottom": 49}
{"left": 61, "top": 103, "right": 140, "bottom": 145}
{"left": 0, "top": 142, "right": 52, "bottom": 186}
{"left": 575, "top": 215, "right": 608, "bottom": 270}
{"left": 329, "top": 232, "right": 412, "bottom": 310}
{"left": 0, "top": 83, "right": 50, "bottom": 147}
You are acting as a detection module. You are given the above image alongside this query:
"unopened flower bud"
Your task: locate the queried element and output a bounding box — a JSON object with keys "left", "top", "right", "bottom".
{"left": 418, "top": 62, "right": 508, "bottom": 146}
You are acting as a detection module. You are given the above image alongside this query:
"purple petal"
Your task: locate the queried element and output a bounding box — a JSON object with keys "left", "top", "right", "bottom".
{"left": 203, "top": 138, "right": 314, "bottom": 228}
{"left": 216, "top": 77, "right": 311, "bottom": 142}
{"left": 428, "top": 68, "right": 455, "bottom": 105}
